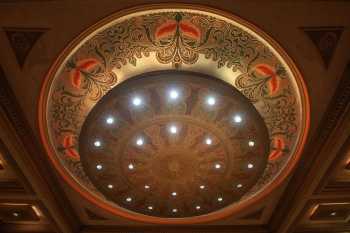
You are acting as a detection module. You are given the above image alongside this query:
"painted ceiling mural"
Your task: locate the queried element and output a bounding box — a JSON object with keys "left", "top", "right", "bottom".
{"left": 39, "top": 7, "right": 309, "bottom": 224}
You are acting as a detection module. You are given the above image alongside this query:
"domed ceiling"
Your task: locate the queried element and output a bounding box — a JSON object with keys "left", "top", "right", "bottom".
{"left": 38, "top": 5, "right": 309, "bottom": 224}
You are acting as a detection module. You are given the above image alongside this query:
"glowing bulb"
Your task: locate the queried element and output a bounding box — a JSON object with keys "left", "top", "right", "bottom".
{"left": 200, "top": 185, "right": 205, "bottom": 189}
{"left": 107, "top": 184, "right": 114, "bottom": 189}
{"left": 128, "top": 164, "right": 134, "bottom": 170}
{"left": 236, "top": 184, "right": 243, "bottom": 188}
{"left": 169, "top": 90, "right": 179, "bottom": 100}
{"left": 13, "top": 212, "right": 19, "bottom": 217}
{"left": 248, "top": 140, "right": 255, "bottom": 147}
{"left": 169, "top": 125, "right": 178, "bottom": 134}
{"left": 144, "top": 185, "right": 150, "bottom": 189}
{"left": 126, "top": 197, "right": 132, "bottom": 202}
{"left": 171, "top": 192, "right": 177, "bottom": 197}
{"left": 248, "top": 163, "right": 254, "bottom": 169}
{"left": 172, "top": 208, "right": 178, "bottom": 213}
{"left": 148, "top": 206, "right": 153, "bottom": 210}
{"left": 217, "top": 197, "right": 223, "bottom": 202}
{"left": 205, "top": 138, "right": 212, "bottom": 145}
{"left": 136, "top": 138, "right": 144, "bottom": 146}
{"left": 331, "top": 212, "right": 336, "bottom": 216}
{"left": 207, "top": 96, "right": 216, "bottom": 106}
{"left": 132, "top": 97, "right": 142, "bottom": 106}
{"left": 96, "top": 164, "right": 103, "bottom": 170}
{"left": 94, "top": 140, "right": 101, "bottom": 147}
{"left": 196, "top": 205, "right": 201, "bottom": 210}
{"left": 233, "top": 115, "right": 242, "bottom": 123}
{"left": 215, "top": 163, "right": 221, "bottom": 169}
{"left": 106, "top": 117, "right": 115, "bottom": 125}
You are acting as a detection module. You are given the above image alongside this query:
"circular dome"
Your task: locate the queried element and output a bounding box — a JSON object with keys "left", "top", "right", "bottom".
{"left": 38, "top": 5, "right": 309, "bottom": 224}
{"left": 79, "top": 71, "right": 270, "bottom": 218}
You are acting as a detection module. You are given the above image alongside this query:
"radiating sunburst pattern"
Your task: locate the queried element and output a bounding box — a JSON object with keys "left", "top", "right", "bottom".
{"left": 79, "top": 71, "right": 270, "bottom": 217}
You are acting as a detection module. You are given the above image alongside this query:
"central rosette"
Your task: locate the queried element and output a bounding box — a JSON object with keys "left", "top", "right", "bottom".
{"left": 79, "top": 70, "right": 270, "bottom": 217}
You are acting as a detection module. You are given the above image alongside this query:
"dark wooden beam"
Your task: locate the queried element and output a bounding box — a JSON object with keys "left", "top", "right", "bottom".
{"left": 0, "top": 66, "right": 80, "bottom": 233}
{"left": 269, "top": 63, "right": 350, "bottom": 233}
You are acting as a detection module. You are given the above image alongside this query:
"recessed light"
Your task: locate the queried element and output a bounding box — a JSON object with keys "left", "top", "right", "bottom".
{"left": 217, "top": 197, "right": 223, "bottom": 202}
{"left": 169, "top": 125, "right": 178, "bottom": 134}
{"left": 126, "top": 197, "right": 132, "bottom": 202}
{"left": 200, "top": 185, "right": 205, "bottom": 189}
{"left": 147, "top": 206, "right": 153, "bottom": 210}
{"left": 106, "top": 116, "right": 115, "bottom": 125}
{"left": 248, "top": 140, "right": 255, "bottom": 147}
{"left": 12, "top": 212, "right": 19, "bottom": 217}
{"left": 207, "top": 96, "right": 216, "bottom": 106}
{"left": 94, "top": 140, "right": 101, "bottom": 147}
{"left": 172, "top": 208, "right": 178, "bottom": 213}
{"left": 96, "top": 164, "right": 103, "bottom": 170}
{"left": 247, "top": 163, "right": 254, "bottom": 169}
{"left": 330, "top": 212, "right": 337, "bottom": 216}
{"left": 132, "top": 97, "right": 142, "bottom": 106}
{"left": 205, "top": 138, "right": 213, "bottom": 145}
{"left": 236, "top": 184, "right": 243, "bottom": 188}
{"left": 136, "top": 138, "right": 144, "bottom": 146}
{"left": 215, "top": 163, "right": 221, "bottom": 169}
{"left": 169, "top": 89, "right": 179, "bottom": 100}
{"left": 171, "top": 192, "right": 177, "bottom": 197}
{"left": 144, "top": 185, "right": 150, "bottom": 189}
{"left": 107, "top": 184, "right": 114, "bottom": 189}
{"left": 196, "top": 205, "right": 201, "bottom": 210}
{"left": 128, "top": 164, "right": 134, "bottom": 170}
{"left": 233, "top": 115, "right": 242, "bottom": 123}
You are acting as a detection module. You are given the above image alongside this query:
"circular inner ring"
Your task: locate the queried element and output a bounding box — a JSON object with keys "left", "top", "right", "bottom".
{"left": 79, "top": 70, "right": 270, "bottom": 218}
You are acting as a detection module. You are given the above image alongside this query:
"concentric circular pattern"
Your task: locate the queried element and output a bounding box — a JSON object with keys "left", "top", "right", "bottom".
{"left": 79, "top": 71, "right": 270, "bottom": 218}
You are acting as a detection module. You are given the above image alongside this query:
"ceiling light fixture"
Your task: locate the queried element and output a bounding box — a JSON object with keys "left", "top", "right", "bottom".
{"left": 169, "top": 125, "right": 178, "bottom": 134}
{"left": 136, "top": 138, "right": 144, "bottom": 146}
{"left": 132, "top": 97, "right": 142, "bottom": 106}
{"left": 233, "top": 114, "right": 242, "bottom": 123}
{"left": 94, "top": 140, "right": 101, "bottom": 147}
{"left": 169, "top": 89, "right": 179, "bottom": 100}
{"left": 106, "top": 116, "right": 115, "bottom": 125}
{"left": 205, "top": 138, "right": 213, "bottom": 145}
{"left": 207, "top": 96, "right": 216, "bottom": 106}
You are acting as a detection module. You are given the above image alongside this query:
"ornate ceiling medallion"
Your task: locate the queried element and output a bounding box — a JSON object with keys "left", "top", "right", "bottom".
{"left": 38, "top": 5, "right": 310, "bottom": 224}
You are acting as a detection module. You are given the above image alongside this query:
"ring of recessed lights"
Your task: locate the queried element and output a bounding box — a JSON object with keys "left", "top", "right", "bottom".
{"left": 79, "top": 71, "right": 270, "bottom": 218}
{"left": 39, "top": 5, "right": 309, "bottom": 224}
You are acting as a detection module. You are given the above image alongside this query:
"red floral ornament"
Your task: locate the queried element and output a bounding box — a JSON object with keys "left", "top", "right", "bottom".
{"left": 155, "top": 20, "right": 200, "bottom": 41}
{"left": 254, "top": 64, "right": 280, "bottom": 94}
{"left": 268, "top": 137, "right": 285, "bottom": 161}
{"left": 61, "top": 134, "right": 80, "bottom": 159}
{"left": 155, "top": 20, "right": 177, "bottom": 39}
{"left": 179, "top": 21, "right": 200, "bottom": 39}
{"left": 70, "top": 59, "right": 99, "bottom": 89}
